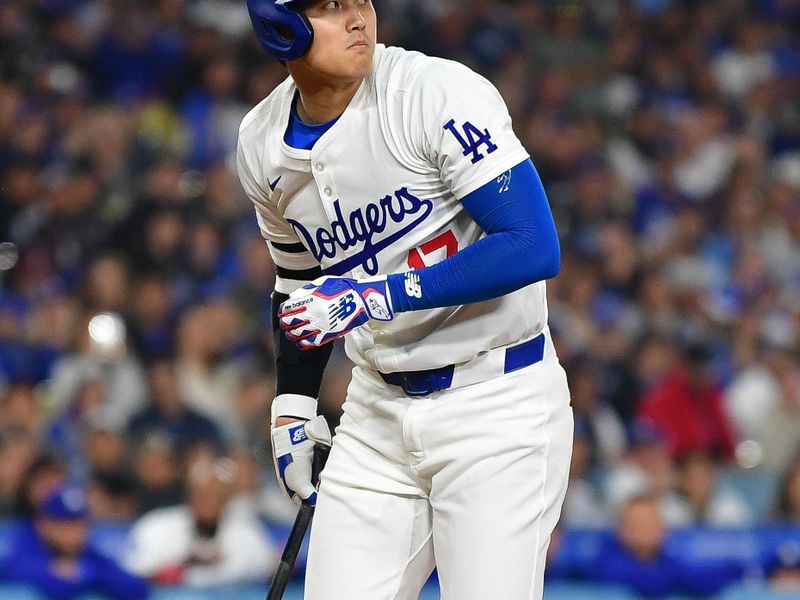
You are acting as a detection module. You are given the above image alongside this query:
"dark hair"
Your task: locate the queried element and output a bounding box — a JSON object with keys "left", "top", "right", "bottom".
{"left": 13, "top": 452, "right": 67, "bottom": 517}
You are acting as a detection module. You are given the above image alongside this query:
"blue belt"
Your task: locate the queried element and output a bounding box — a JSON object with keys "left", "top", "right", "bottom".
{"left": 378, "top": 333, "right": 546, "bottom": 397}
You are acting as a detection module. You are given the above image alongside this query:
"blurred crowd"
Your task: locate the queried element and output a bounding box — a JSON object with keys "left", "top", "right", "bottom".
{"left": 1, "top": 0, "right": 800, "bottom": 597}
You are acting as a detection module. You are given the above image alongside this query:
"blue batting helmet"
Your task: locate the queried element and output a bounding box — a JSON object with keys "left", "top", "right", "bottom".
{"left": 247, "top": 0, "right": 314, "bottom": 62}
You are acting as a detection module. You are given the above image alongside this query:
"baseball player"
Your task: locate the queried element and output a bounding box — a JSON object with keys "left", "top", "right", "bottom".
{"left": 238, "top": 1, "right": 573, "bottom": 599}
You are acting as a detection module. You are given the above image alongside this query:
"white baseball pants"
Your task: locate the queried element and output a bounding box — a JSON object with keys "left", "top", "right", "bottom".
{"left": 304, "top": 331, "right": 573, "bottom": 600}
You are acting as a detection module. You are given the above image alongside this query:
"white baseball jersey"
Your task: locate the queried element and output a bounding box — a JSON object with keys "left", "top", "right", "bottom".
{"left": 237, "top": 43, "right": 548, "bottom": 374}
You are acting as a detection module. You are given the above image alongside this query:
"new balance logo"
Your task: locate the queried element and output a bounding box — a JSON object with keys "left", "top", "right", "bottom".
{"left": 443, "top": 119, "right": 498, "bottom": 164}
{"left": 404, "top": 272, "right": 422, "bottom": 299}
{"left": 329, "top": 292, "right": 358, "bottom": 327}
{"left": 289, "top": 425, "right": 307, "bottom": 445}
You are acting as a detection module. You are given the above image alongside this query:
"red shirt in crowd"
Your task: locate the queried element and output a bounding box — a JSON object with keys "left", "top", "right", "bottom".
{"left": 636, "top": 367, "right": 737, "bottom": 461}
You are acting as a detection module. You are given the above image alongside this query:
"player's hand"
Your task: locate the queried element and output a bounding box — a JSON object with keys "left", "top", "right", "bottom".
{"left": 278, "top": 276, "right": 394, "bottom": 349}
{"left": 271, "top": 415, "right": 331, "bottom": 506}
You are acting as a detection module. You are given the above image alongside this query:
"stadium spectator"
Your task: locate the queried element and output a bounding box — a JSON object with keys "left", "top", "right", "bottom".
{"left": 47, "top": 311, "right": 147, "bottom": 432}
{"left": 84, "top": 414, "right": 130, "bottom": 482}
{"left": 124, "top": 455, "right": 275, "bottom": 586}
{"left": 566, "top": 356, "right": 626, "bottom": 467}
{"left": 0, "top": 381, "right": 41, "bottom": 437}
{"left": 174, "top": 301, "right": 247, "bottom": 440}
{"left": 127, "top": 272, "right": 176, "bottom": 360}
{"left": 636, "top": 343, "right": 738, "bottom": 462}
{"left": 0, "top": 483, "right": 149, "bottom": 600}
{"left": 671, "top": 451, "right": 753, "bottom": 527}
{"left": 84, "top": 414, "right": 137, "bottom": 522}
{"left": 43, "top": 376, "right": 108, "bottom": 478}
{"left": 0, "top": 428, "right": 37, "bottom": 516}
{"left": 589, "top": 495, "right": 744, "bottom": 598}
{"left": 604, "top": 420, "right": 685, "bottom": 525}
{"left": 560, "top": 422, "right": 610, "bottom": 528}
{"left": 11, "top": 452, "right": 68, "bottom": 518}
{"left": 774, "top": 455, "right": 800, "bottom": 524}
{"left": 727, "top": 345, "right": 800, "bottom": 473}
{"left": 132, "top": 431, "right": 184, "bottom": 516}
{"left": 128, "top": 358, "right": 224, "bottom": 455}
{"left": 764, "top": 540, "right": 800, "bottom": 592}
{"left": 87, "top": 470, "right": 138, "bottom": 523}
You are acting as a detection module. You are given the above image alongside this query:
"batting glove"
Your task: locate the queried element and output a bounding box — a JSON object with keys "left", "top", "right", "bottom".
{"left": 278, "top": 276, "right": 394, "bottom": 350}
{"left": 270, "top": 394, "right": 332, "bottom": 506}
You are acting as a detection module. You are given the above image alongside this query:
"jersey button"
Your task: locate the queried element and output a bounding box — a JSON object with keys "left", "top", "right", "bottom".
{"left": 314, "top": 163, "right": 325, "bottom": 172}
{"left": 323, "top": 186, "right": 332, "bottom": 196}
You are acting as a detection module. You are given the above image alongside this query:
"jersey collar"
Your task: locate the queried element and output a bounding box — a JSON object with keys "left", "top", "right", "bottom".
{"left": 278, "top": 44, "right": 384, "bottom": 163}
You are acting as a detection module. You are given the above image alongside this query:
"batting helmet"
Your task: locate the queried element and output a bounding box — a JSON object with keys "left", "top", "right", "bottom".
{"left": 247, "top": 0, "right": 314, "bottom": 62}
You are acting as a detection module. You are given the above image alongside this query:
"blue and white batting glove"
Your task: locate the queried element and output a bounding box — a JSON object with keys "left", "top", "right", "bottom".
{"left": 278, "top": 276, "right": 394, "bottom": 350}
{"left": 271, "top": 407, "right": 331, "bottom": 506}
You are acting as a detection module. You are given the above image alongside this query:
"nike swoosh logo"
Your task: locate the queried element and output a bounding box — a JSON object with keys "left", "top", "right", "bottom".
{"left": 268, "top": 176, "right": 282, "bottom": 191}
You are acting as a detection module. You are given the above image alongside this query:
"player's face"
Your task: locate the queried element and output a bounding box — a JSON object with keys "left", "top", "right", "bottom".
{"left": 298, "top": 0, "right": 376, "bottom": 82}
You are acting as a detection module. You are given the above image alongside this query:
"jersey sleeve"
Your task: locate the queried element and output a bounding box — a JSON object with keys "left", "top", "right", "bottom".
{"left": 411, "top": 61, "right": 530, "bottom": 199}
{"left": 236, "top": 136, "right": 320, "bottom": 294}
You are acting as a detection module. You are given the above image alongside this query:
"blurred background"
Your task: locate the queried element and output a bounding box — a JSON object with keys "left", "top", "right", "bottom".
{"left": 0, "top": 0, "right": 799, "bottom": 599}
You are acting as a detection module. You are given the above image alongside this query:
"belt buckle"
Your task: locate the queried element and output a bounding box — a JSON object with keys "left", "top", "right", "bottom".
{"left": 427, "top": 368, "right": 453, "bottom": 393}
{"left": 400, "top": 366, "right": 454, "bottom": 396}
{"left": 400, "top": 372, "right": 430, "bottom": 397}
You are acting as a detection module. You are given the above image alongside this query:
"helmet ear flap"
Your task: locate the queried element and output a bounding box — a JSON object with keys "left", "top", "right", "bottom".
{"left": 272, "top": 21, "right": 295, "bottom": 43}
{"left": 247, "top": 0, "right": 314, "bottom": 62}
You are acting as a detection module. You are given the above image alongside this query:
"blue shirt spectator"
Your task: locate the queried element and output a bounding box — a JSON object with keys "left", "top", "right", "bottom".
{"left": 0, "top": 483, "right": 149, "bottom": 600}
{"left": 589, "top": 495, "right": 743, "bottom": 598}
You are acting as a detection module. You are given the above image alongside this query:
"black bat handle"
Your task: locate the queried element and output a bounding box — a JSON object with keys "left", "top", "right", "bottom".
{"left": 311, "top": 442, "right": 330, "bottom": 488}
{"left": 266, "top": 442, "right": 330, "bottom": 600}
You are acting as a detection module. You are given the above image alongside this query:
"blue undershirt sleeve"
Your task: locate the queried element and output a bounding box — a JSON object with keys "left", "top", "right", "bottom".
{"left": 387, "top": 159, "right": 560, "bottom": 312}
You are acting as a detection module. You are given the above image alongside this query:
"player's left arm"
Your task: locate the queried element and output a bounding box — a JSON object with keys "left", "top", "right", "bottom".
{"left": 385, "top": 60, "right": 560, "bottom": 310}
{"left": 388, "top": 157, "right": 559, "bottom": 311}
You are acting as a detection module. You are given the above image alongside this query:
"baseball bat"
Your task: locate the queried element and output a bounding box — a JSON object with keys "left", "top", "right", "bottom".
{"left": 266, "top": 442, "right": 330, "bottom": 600}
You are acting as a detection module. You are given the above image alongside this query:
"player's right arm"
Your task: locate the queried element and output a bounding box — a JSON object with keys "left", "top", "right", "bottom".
{"left": 236, "top": 135, "right": 332, "bottom": 505}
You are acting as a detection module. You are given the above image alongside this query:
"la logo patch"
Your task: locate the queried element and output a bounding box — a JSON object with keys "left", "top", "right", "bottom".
{"left": 443, "top": 119, "right": 498, "bottom": 164}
